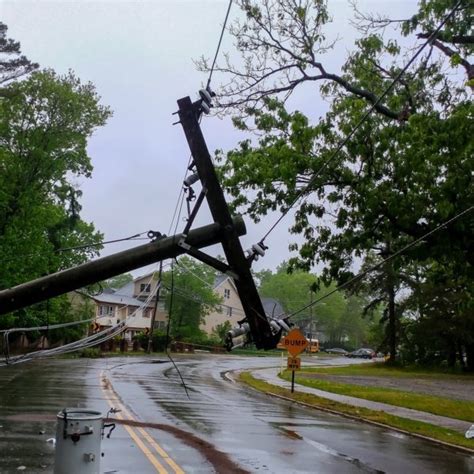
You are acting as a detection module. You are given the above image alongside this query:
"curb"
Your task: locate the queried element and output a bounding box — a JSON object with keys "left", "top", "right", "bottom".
{"left": 234, "top": 370, "right": 474, "bottom": 455}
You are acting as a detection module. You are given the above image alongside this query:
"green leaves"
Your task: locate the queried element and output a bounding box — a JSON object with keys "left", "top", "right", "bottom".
{"left": 163, "top": 257, "right": 221, "bottom": 340}
{"left": 0, "top": 68, "right": 111, "bottom": 331}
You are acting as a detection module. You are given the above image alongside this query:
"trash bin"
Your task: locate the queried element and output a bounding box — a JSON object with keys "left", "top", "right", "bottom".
{"left": 54, "top": 409, "right": 103, "bottom": 474}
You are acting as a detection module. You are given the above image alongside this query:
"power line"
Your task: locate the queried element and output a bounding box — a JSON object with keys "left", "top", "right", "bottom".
{"left": 259, "top": 0, "right": 464, "bottom": 244}
{"left": 55, "top": 232, "right": 149, "bottom": 253}
{"left": 284, "top": 205, "right": 473, "bottom": 320}
{"left": 206, "top": 0, "right": 234, "bottom": 89}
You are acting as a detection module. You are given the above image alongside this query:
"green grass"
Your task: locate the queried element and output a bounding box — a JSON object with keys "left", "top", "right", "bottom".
{"left": 277, "top": 368, "right": 473, "bottom": 422}
{"left": 239, "top": 372, "right": 474, "bottom": 451}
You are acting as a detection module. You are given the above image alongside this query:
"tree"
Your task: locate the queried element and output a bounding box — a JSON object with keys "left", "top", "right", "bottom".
{"left": 212, "top": 320, "right": 233, "bottom": 344}
{"left": 257, "top": 262, "right": 374, "bottom": 348}
{"left": 200, "top": 0, "right": 473, "bottom": 364}
{"left": 0, "top": 22, "right": 38, "bottom": 93}
{"left": 102, "top": 273, "right": 134, "bottom": 290}
{"left": 163, "top": 257, "right": 221, "bottom": 341}
{"left": 0, "top": 68, "right": 112, "bottom": 331}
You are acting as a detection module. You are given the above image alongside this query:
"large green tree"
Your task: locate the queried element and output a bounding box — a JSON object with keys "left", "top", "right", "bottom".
{"left": 0, "top": 67, "right": 111, "bottom": 330}
{"left": 200, "top": 0, "right": 473, "bottom": 365}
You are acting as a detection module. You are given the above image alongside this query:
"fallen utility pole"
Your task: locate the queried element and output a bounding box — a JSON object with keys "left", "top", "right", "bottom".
{"left": 177, "top": 96, "right": 279, "bottom": 350}
{"left": 0, "top": 218, "right": 245, "bottom": 316}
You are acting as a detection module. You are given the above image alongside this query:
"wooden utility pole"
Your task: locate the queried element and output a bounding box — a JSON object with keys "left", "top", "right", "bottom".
{"left": 177, "top": 96, "right": 278, "bottom": 350}
{"left": 0, "top": 218, "right": 246, "bottom": 316}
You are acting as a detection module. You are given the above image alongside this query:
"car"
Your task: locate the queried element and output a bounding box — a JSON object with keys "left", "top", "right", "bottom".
{"left": 324, "top": 348, "right": 348, "bottom": 355}
{"left": 345, "top": 348, "right": 375, "bottom": 359}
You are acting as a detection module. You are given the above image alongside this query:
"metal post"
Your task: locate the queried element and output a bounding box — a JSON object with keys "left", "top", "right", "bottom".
{"left": 291, "top": 370, "right": 295, "bottom": 393}
{"left": 0, "top": 218, "right": 246, "bottom": 316}
{"left": 146, "top": 260, "right": 163, "bottom": 353}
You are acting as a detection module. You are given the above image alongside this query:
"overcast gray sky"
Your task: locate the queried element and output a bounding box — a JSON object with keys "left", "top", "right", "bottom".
{"left": 1, "top": 0, "right": 417, "bottom": 276}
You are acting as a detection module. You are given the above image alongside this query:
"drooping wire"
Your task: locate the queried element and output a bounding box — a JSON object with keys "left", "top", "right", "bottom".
{"left": 259, "top": 0, "right": 464, "bottom": 245}
{"left": 0, "top": 273, "right": 162, "bottom": 366}
{"left": 206, "top": 0, "right": 234, "bottom": 89}
{"left": 162, "top": 283, "right": 246, "bottom": 317}
{"left": 164, "top": 258, "right": 190, "bottom": 399}
{"left": 55, "top": 232, "right": 149, "bottom": 253}
{"left": 283, "top": 205, "right": 473, "bottom": 320}
{"left": 168, "top": 156, "right": 193, "bottom": 235}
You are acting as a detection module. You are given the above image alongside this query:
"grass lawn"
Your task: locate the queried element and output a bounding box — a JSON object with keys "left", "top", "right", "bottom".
{"left": 278, "top": 364, "right": 473, "bottom": 422}
{"left": 240, "top": 372, "right": 474, "bottom": 451}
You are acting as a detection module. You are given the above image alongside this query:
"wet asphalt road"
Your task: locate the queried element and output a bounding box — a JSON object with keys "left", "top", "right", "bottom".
{"left": 0, "top": 355, "right": 473, "bottom": 473}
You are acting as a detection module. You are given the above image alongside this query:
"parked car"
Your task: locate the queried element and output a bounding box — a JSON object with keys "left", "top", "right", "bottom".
{"left": 345, "top": 348, "right": 375, "bottom": 359}
{"left": 324, "top": 348, "right": 348, "bottom": 355}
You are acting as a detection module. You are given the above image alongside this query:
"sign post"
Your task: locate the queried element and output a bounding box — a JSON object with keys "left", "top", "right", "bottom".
{"left": 281, "top": 329, "right": 308, "bottom": 393}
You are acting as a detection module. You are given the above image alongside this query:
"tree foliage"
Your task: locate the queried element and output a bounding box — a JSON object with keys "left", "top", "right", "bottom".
{"left": 0, "top": 27, "right": 112, "bottom": 334}
{"left": 0, "top": 22, "right": 38, "bottom": 92}
{"left": 200, "top": 0, "right": 473, "bottom": 366}
{"left": 163, "top": 257, "right": 222, "bottom": 341}
{"left": 257, "top": 262, "right": 380, "bottom": 349}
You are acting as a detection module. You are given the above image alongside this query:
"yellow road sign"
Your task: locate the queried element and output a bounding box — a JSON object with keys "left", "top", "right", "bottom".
{"left": 281, "top": 328, "right": 308, "bottom": 357}
{"left": 287, "top": 356, "right": 301, "bottom": 370}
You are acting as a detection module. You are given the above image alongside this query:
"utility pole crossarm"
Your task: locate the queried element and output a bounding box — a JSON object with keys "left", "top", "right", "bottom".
{"left": 177, "top": 96, "right": 277, "bottom": 350}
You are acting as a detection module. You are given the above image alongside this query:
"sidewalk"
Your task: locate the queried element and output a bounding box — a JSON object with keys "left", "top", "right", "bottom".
{"left": 251, "top": 366, "right": 472, "bottom": 434}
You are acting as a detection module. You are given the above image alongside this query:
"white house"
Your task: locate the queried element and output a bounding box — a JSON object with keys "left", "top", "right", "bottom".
{"left": 201, "top": 275, "right": 286, "bottom": 336}
{"left": 93, "top": 273, "right": 168, "bottom": 341}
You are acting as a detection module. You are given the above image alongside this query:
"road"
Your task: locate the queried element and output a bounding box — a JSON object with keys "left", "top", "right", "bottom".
{"left": 0, "top": 354, "right": 473, "bottom": 473}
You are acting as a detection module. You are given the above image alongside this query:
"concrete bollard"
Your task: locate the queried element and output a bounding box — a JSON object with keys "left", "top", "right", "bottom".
{"left": 54, "top": 409, "right": 103, "bottom": 474}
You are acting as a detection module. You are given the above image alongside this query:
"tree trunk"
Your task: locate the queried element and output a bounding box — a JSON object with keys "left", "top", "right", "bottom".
{"left": 387, "top": 283, "right": 397, "bottom": 363}
{"left": 465, "top": 343, "right": 474, "bottom": 373}
{"left": 447, "top": 341, "right": 457, "bottom": 368}
{"left": 384, "top": 243, "right": 397, "bottom": 364}
{"left": 457, "top": 343, "right": 466, "bottom": 370}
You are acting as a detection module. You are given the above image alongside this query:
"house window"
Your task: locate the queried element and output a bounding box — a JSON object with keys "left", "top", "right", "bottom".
{"left": 99, "top": 305, "right": 114, "bottom": 316}
{"left": 155, "top": 321, "right": 167, "bottom": 330}
{"left": 140, "top": 283, "right": 151, "bottom": 293}
{"left": 128, "top": 307, "right": 136, "bottom": 317}
{"left": 224, "top": 288, "right": 230, "bottom": 299}
{"left": 143, "top": 309, "right": 151, "bottom": 318}
{"left": 226, "top": 306, "right": 232, "bottom": 317}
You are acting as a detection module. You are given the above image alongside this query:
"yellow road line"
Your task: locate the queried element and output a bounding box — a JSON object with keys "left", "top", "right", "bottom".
{"left": 100, "top": 370, "right": 184, "bottom": 474}
{"left": 137, "top": 426, "right": 185, "bottom": 474}
{"left": 115, "top": 412, "right": 168, "bottom": 474}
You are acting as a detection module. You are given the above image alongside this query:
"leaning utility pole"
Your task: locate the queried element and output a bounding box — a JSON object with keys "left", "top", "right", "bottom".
{"left": 176, "top": 95, "right": 280, "bottom": 350}
{"left": 0, "top": 91, "right": 288, "bottom": 352}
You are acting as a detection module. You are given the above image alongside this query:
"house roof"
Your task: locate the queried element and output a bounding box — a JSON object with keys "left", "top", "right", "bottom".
{"left": 114, "top": 281, "right": 134, "bottom": 297}
{"left": 213, "top": 274, "right": 239, "bottom": 293}
{"left": 93, "top": 292, "right": 151, "bottom": 308}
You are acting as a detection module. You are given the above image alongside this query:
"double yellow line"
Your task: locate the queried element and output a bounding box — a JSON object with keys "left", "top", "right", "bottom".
{"left": 100, "top": 370, "right": 184, "bottom": 474}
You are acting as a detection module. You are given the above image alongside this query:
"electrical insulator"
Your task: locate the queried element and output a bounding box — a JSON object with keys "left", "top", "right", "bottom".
{"left": 199, "top": 88, "right": 212, "bottom": 104}
{"left": 198, "top": 87, "right": 215, "bottom": 115}
{"left": 184, "top": 173, "right": 200, "bottom": 187}
{"left": 225, "top": 323, "right": 250, "bottom": 351}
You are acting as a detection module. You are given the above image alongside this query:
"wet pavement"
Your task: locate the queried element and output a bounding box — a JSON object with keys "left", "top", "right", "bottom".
{"left": 0, "top": 355, "right": 473, "bottom": 473}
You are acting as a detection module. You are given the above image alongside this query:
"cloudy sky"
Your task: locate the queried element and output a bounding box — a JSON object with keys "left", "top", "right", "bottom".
{"left": 1, "top": 0, "right": 416, "bottom": 275}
